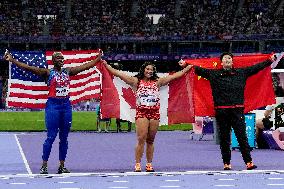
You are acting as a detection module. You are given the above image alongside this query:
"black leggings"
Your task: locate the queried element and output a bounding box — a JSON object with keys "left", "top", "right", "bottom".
{"left": 215, "top": 108, "right": 252, "bottom": 164}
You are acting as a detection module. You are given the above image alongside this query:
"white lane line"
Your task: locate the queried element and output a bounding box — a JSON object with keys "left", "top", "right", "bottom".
{"left": 165, "top": 180, "right": 181, "bottom": 182}
{"left": 267, "top": 184, "right": 284, "bottom": 186}
{"left": 214, "top": 185, "right": 236, "bottom": 187}
{"left": 109, "top": 187, "right": 129, "bottom": 189}
{"left": 58, "top": 181, "right": 75, "bottom": 184}
{"left": 14, "top": 134, "right": 32, "bottom": 174}
{"left": 218, "top": 179, "right": 236, "bottom": 181}
{"left": 160, "top": 186, "right": 181, "bottom": 188}
{"left": 55, "top": 176, "right": 71, "bottom": 179}
{"left": 113, "top": 180, "right": 129, "bottom": 183}
{"left": 9, "top": 183, "right": 27, "bottom": 185}
{"left": 1, "top": 170, "right": 284, "bottom": 178}
{"left": 268, "top": 178, "right": 284, "bottom": 180}
{"left": 60, "top": 188, "right": 81, "bottom": 189}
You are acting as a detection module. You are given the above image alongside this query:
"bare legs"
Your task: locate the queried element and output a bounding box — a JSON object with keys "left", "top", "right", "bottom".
{"left": 135, "top": 118, "right": 159, "bottom": 164}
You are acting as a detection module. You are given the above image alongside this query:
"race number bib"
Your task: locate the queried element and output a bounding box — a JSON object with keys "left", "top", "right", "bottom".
{"left": 56, "top": 86, "right": 69, "bottom": 97}
{"left": 138, "top": 95, "right": 158, "bottom": 106}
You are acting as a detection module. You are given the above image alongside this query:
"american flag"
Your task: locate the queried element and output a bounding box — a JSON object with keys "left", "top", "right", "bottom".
{"left": 7, "top": 50, "right": 101, "bottom": 109}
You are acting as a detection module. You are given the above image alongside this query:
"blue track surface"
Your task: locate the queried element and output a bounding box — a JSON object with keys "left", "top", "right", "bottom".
{"left": 0, "top": 134, "right": 29, "bottom": 174}
{"left": 0, "top": 131, "right": 283, "bottom": 189}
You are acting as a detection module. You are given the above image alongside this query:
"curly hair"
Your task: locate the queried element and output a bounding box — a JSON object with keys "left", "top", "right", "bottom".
{"left": 135, "top": 62, "right": 159, "bottom": 80}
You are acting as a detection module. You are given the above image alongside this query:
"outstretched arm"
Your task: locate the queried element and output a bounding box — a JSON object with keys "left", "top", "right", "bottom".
{"left": 3, "top": 51, "right": 49, "bottom": 77}
{"left": 103, "top": 60, "right": 138, "bottom": 88}
{"left": 157, "top": 64, "right": 193, "bottom": 87}
{"left": 179, "top": 59, "right": 211, "bottom": 79}
{"left": 244, "top": 54, "right": 276, "bottom": 77}
{"left": 68, "top": 52, "right": 102, "bottom": 76}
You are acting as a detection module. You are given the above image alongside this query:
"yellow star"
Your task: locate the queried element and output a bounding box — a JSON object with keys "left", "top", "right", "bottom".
{"left": 197, "top": 65, "right": 207, "bottom": 80}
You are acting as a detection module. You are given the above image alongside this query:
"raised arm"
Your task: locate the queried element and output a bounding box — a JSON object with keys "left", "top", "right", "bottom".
{"left": 178, "top": 58, "right": 212, "bottom": 79}
{"left": 3, "top": 51, "right": 49, "bottom": 77}
{"left": 103, "top": 60, "right": 138, "bottom": 88}
{"left": 157, "top": 64, "right": 193, "bottom": 87}
{"left": 68, "top": 52, "right": 102, "bottom": 76}
{"left": 244, "top": 54, "right": 276, "bottom": 77}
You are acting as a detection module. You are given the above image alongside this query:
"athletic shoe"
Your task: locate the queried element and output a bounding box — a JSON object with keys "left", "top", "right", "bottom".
{"left": 57, "top": 166, "right": 70, "bottom": 174}
{"left": 246, "top": 162, "right": 257, "bottom": 170}
{"left": 223, "top": 163, "right": 232, "bottom": 170}
{"left": 40, "top": 165, "right": 48, "bottom": 174}
{"left": 134, "top": 163, "right": 141, "bottom": 172}
{"left": 146, "top": 163, "right": 155, "bottom": 172}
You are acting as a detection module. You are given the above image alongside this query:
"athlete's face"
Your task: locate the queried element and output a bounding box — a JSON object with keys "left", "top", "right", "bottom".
{"left": 52, "top": 53, "right": 64, "bottom": 68}
{"left": 221, "top": 55, "right": 233, "bottom": 69}
{"left": 144, "top": 65, "right": 154, "bottom": 78}
{"left": 178, "top": 60, "right": 187, "bottom": 67}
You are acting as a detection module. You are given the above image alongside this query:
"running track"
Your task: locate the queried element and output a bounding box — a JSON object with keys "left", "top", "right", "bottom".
{"left": 0, "top": 131, "right": 284, "bottom": 189}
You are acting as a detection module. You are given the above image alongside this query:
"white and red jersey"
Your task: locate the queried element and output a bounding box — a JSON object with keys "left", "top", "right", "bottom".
{"left": 47, "top": 68, "right": 70, "bottom": 98}
{"left": 136, "top": 79, "right": 160, "bottom": 110}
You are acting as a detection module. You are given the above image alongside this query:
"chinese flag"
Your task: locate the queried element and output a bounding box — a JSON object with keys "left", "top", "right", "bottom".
{"left": 185, "top": 54, "right": 276, "bottom": 116}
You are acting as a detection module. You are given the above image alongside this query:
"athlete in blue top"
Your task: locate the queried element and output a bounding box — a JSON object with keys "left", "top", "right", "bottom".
{"left": 4, "top": 51, "right": 102, "bottom": 174}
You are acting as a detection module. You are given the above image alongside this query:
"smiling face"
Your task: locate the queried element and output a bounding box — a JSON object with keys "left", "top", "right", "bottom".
{"left": 221, "top": 54, "right": 233, "bottom": 69}
{"left": 178, "top": 60, "right": 187, "bottom": 68}
{"left": 144, "top": 65, "right": 154, "bottom": 79}
{"left": 52, "top": 52, "right": 64, "bottom": 69}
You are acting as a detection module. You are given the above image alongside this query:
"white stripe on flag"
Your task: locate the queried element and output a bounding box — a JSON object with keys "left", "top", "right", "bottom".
{"left": 8, "top": 79, "right": 47, "bottom": 86}
{"left": 69, "top": 89, "right": 101, "bottom": 101}
{"left": 69, "top": 81, "right": 101, "bottom": 93}
{"left": 46, "top": 52, "right": 99, "bottom": 61}
{"left": 7, "top": 97, "right": 47, "bottom": 104}
{"left": 7, "top": 88, "right": 48, "bottom": 95}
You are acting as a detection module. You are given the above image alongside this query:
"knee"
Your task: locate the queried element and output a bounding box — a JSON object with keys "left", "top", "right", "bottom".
{"left": 45, "top": 135, "right": 56, "bottom": 144}
{"left": 137, "top": 136, "right": 146, "bottom": 145}
{"left": 146, "top": 137, "right": 155, "bottom": 145}
{"left": 59, "top": 134, "right": 69, "bottom": 143}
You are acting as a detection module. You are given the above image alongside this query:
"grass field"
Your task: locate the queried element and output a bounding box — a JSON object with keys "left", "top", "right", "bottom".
{"left": 0, "top": 111, "right": 192, "bottom": 131}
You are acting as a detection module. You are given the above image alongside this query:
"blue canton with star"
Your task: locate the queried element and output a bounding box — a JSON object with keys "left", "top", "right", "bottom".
{"left": 11, "top": 51, "right": 47, "bottom": 82}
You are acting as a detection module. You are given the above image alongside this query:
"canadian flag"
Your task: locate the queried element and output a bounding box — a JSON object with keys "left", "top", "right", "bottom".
{"left": 96, "top": 62, "right": 195, "bottom": 125}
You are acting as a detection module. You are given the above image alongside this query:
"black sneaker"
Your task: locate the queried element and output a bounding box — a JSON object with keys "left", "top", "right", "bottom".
{"left": 57, "top": 166, "right": 70, "bottom": 174}
{"left": 40, "top": 165, "right": 48, "bottom": 174}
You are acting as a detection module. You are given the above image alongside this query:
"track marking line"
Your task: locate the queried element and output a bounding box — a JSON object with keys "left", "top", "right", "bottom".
{"left": 58, "top": 181, "right": 75, "bottom": 184}
{"left": 218, "top": 179, "right": 236, "bottom": 181}
{"left": 267, "top": 184, "right": 284, "bottom": 186}
{"left": 14, "top": 134, "right": 32, "bottom": 174}
{"left": 165, "top": 180, "right": 181, "bottom": 182}
{"left": 9, "top": 182, "right": 27, "bottom": 185}
{"left": 268, "top": 178, "right": 284, "bottom": 180}
{"left": 160, "top": 186, "right": 181, "bottom": 188}
{"left": 214, "top": 185, "right": 236, "bottom": 187}
{"left": 1, "top": 170, "right": 284, "bottom": 179}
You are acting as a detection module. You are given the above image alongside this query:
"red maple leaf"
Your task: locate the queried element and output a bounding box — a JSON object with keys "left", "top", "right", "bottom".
{"left": 122, "top": 87, "right": 136, "bottom": 109}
